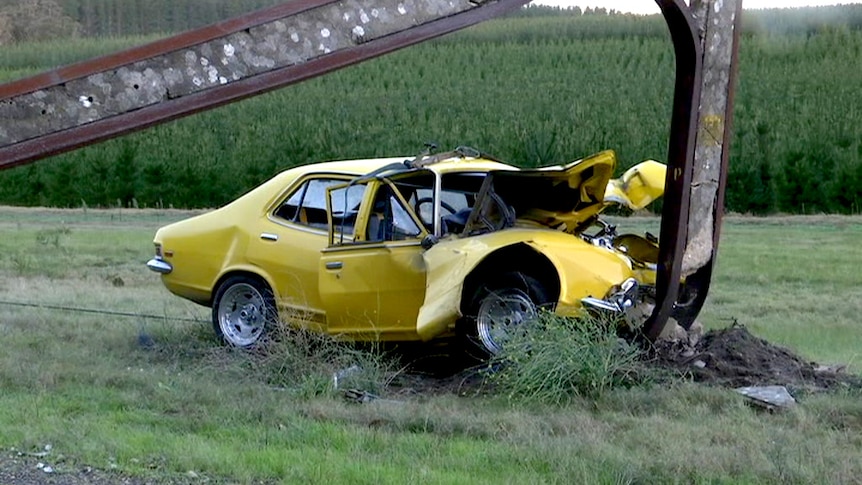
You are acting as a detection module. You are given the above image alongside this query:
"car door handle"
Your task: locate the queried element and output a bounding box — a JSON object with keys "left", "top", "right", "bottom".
{"left": 325, "top": 261, "right": 343, "bottom": 270}
{"left": 260, "top": 233, "right": 278, "bottom": 241}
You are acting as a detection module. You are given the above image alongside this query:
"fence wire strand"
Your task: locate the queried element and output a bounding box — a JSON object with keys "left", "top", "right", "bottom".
{"left": 0, "top": 299, "right": 202, "bottom": 323}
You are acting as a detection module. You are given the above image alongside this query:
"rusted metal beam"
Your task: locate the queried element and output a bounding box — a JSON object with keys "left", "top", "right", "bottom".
{"left": 642, "top": 0, "right": 702, "bottom": 341}
{"left": 0, "top": 0, "right": 529, "bottom": 170}
{"left": 668, "top": 0, "right": 742, "bottom": 331}
{"left": 644, "top": 0, "right": 742, "bottom": 339}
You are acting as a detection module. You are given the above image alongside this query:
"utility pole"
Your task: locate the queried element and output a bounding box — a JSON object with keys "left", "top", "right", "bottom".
{"left": 0, "top": 0, "right": 529, "bottom": 171}
{"left": 685, "top": 0, "right": 741, "bottom": 278}
{"left": 644, "top": 0, "right": 743, "bottom": 340}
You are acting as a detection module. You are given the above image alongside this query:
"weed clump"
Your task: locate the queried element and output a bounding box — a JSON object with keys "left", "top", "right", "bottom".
{"left": 241, "top": 324, "right": 398, "bottom": 398}
{"left": 490, "top": 313, "right": 647, "bottom": 405}
{"left": 35, "top": 226, "right": 71, "bottom": 248}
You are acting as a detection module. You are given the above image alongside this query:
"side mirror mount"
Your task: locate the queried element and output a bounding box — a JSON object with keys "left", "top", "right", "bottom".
{"left": 421, "top": 234, "right": 439, "bottom": 250}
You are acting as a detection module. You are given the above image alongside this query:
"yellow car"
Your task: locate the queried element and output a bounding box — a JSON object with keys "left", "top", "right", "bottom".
{"left": 147, "top": 147, "right": 666, "bottom": 356}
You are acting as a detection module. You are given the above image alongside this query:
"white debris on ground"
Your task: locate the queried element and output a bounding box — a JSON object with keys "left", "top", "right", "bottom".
{"left": 736, "top": 385, "right": 797, "bottom": 411}
{"left": 332, "top": 364, "right": 362, "bottom": 390}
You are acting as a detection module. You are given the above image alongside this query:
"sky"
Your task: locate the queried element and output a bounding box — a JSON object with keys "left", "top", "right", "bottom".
{"left": 532, "top": 0, "right": 862, "bottom": 15}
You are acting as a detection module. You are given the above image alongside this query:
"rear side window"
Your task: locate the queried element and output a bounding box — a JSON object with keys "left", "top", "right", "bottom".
{"left": 328, "top": 183, "right": 367, "bottom": 241}
{"left": 274, "top": 178, "right": 345, "bottom": 229}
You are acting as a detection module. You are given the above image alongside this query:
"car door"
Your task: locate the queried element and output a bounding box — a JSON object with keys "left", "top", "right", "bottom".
{"left": 318, "top": 177, "right": 430, "bottom": 340}
{"left": 245, "top": 175, "right": 352, "bottom": 328}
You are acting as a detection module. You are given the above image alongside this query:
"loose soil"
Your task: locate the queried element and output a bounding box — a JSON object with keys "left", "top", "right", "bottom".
{"left": 0, "top": 453, "right": 161, "bottom": 485}
{"left": 652, "top": 325, "right": 862, "bottom": 393}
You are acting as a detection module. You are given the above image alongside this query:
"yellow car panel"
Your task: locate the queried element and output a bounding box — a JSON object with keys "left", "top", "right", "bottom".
{"left": 245, "top": 219, "right": 330, "bottom": 325}
{"left": 320, "top": 242, "right": 427, "bottom": 339}
{"left": 604, "top": 159, "right": 667, "bottom": 210}
{"left": 417, "top": 228, "right": 637, "bottom": 340}
{"left": 153, "top": 209, "right": 246, "bottom": 305}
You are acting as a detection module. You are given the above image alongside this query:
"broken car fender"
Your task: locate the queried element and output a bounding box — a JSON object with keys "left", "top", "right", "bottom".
{"left": 415, "top": 229, "right": 639, "bottom": 340}
{"left": 416, "top": 237, "right": 490, "bottom": 341}
{"left": 522, "top": 234, "right": 639, "bottom": 315}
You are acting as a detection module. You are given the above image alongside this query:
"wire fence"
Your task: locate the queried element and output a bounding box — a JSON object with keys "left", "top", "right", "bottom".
{"left": 0, "top": 299, "right": 202, "bottom": 323}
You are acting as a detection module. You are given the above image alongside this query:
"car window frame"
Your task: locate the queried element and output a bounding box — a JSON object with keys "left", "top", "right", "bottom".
{"left": 325, "top": 181, "right": 370, "bottom": 245}
{"left": 326, "top": 177, "right": 429, "bottom": 248}
{"left": 436, "top": 172, "right": 486, "bottom": 236}
{"left": 268, "top": 174, "right": 356, "bottom": 234}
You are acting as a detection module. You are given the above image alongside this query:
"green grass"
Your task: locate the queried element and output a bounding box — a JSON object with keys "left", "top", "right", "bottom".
{"left": 610, "top": 214, "right": 862, "bottom": 365}
{"left": 703, "top": 216, "right": 862, "bottom": 365}
{"left": 490, "top": 313, "right": 648, "bottom": 404}
{"left": 0, "top": 35, "right": 168, "bottom": 75}
{"left": 0, "top": 208, "right": 861, "bottom": 483}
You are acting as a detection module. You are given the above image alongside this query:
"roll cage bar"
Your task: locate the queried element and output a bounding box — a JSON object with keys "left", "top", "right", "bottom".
{"left": 0, "top": 0, "right": 742, "bottom": 340}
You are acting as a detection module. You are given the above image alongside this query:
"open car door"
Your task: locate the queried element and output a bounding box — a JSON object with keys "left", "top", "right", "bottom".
{"left": 318, "top": 176, "right": 430, "bottom": 340}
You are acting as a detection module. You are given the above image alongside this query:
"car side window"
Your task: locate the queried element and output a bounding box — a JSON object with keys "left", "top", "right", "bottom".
{"left": 274, "top": 178, "right": 345, "bottom": 230}
{"left": 328, "top": 183, "right": 367, "bottom": 242}
{"left": 366, "top": 184, "right": 422, "bottom": 242}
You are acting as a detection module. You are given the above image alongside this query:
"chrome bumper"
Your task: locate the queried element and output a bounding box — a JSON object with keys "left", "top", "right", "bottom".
{"left": 146, "top": 257, "right": 173, "bottom": 274}
{"left": 581, "top": 278, "right": 639, "bottom": 313}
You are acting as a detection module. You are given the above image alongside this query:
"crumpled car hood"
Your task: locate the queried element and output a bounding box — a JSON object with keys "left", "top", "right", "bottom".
{"left": 462, "top": 150, "right": 622, "bottom": 234}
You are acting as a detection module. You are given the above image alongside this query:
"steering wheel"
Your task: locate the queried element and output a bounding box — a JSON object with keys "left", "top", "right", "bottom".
{"left": 414, "top": 197, "right": 457, "bottom": 221}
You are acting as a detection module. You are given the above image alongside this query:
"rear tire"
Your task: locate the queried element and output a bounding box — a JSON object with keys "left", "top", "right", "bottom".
{"left": 212, "top": 275, "right": 277, "bottom": 348}
{"left": 459, "top": 271, "right": 552, "bottom": 359}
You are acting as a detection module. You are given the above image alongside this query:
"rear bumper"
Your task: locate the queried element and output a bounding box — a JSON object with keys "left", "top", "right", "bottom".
{"left": 146, "top": 257, "right": 173, "bottom": 274}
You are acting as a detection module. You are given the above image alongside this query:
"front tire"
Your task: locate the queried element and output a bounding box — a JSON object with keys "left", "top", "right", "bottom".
{"left": 460, "top": 272, "right": 552, "bottom": 359}
{"left": 212, "top": 275, "right": 277, "bottom": 348}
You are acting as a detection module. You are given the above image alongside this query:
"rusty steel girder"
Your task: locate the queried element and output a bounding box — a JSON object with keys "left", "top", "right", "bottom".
{"left": 0, "top": 0, "right": 531, "bottom": 170}
{"left": 645, "top": 0, "right": 742, "bottom": 340}
{"left": 0, "top": 0, "right": 742, "bottom": 340}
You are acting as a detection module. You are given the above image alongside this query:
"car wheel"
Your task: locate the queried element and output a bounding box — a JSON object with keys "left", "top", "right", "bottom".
{"left": 461, "top": 272, "right": 551, "bottom": 358}
{"left": 212, "top": 275, "right": 277, "bottom": 348}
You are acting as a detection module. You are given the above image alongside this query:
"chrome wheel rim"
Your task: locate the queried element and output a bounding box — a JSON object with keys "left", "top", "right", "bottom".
{"left": 217, "top": 283, "right": 268, "bottom": 347}
{"left": 476, "top": 288, "right": 537, "bottom": 355}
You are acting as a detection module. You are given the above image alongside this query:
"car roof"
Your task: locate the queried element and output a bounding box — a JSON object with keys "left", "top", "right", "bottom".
{"left": 229, "top": 155, "right": 519, "bottom": 211}
{"left": 285, "top": 155, "right": 517, "bottom": 178}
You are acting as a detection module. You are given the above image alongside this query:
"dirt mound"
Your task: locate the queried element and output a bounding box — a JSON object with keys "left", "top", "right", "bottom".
{"left": 380, "top": 326, "right": 862, "bottom": 398}
{"left": 655, "top": 325, "right": 862, "bottom": 392}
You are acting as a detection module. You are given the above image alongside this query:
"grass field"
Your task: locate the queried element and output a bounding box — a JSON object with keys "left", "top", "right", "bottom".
{"left": 0, "top": 207, "right": 860, "bottom": 483}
